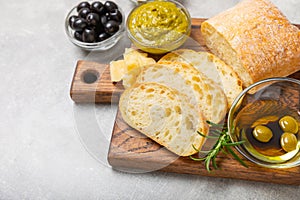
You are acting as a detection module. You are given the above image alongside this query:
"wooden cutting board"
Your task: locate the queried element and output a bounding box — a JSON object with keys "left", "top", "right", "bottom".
{"left": 70, "top": 18, "right": 300, "bottom": 185}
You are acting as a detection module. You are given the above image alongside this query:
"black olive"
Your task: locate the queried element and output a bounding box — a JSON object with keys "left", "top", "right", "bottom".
{"left": 78, "top": 7, "right": 91, "bottom": 19}
{"left": 100, "top": 15, "right": 108, "bottom": 26}
{"left": 77, "top": 1, "right": 90, "bottom": 12}
{"left": 109, "top": 9, "right": 122, "bottom": 24}
{"left": 72, "top": 18, "right": 88, "bottom": 31}
{"left": 74, "top": 31, "right": 83, "bottom": 41}
{"left": 98, "top": 32, "right": 110, "bottom": 42}
{"left": 82, "top": 28, "right": 96, "bottom": 43}
{"left": 104, "top": 1, "right": 118, "bottom": 12}
{"left": 91, "top": 1, "right": 106, "bottom": 15}
{"left": 68, "top": 15, "right": 78, "bottom": 29}
{"left": 86, "top": 13, "right": 100, "bottom": 26}
{"left": 94, "top": 24, "right": 105, "bottom": 35}
{"left": 104, "top": 20, "right": 119, "bottom": 34}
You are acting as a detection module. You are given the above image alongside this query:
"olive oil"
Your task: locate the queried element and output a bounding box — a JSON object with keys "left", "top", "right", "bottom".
{"left": 244, "top": 119, "right": 286, "bottom": 157}
{"left": 234, "top": 100, "right": 300, "bottom": 163}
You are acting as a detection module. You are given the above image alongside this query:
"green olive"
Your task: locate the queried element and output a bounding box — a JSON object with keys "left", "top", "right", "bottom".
{"left": 280, "top": 132, "right": 298, "bottom": 152}
{"left": 279, "top": 116, "right": 299, "bottom": 134}
{"left": 253, "top": 125, "right": 273, "bottom": 142}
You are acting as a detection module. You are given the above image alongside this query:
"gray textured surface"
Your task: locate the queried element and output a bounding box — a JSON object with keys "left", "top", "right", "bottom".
{"left": 1, "top": 0, "right": 300, "bottom": 199}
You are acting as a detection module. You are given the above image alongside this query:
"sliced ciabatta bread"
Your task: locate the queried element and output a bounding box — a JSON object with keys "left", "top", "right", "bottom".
{"left": 159, "top": 49, "right": 243, "bottom": 106}
{"left": 201, "top": 0, "right": 300, "bottom": 87}
{"left": 135, "top": 62, "right": 227, "bottom": 123}
{"left": 119, "top": 82, "right": 209, "bottom": 156}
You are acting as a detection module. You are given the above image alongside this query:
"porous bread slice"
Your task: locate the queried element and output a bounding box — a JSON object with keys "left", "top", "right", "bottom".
{"left": 159, "top": 49, "right": 243, "bottom": 106}
{"left": 135, "top": 62, "right": 227, "bottom": 123}
{"left": 201, "top": 0, "right": 300, "bottom": 87}
{"left": 119, "top": 82, "right": 209, "bottom": 156}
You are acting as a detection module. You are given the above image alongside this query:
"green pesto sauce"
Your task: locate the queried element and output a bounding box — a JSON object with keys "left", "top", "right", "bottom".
{"left": 128, "top": 1, "right": 190, "bottom": 46}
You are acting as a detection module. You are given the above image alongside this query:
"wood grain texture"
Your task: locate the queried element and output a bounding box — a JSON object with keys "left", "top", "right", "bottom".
{"left": 108, "top": 111, "right": 300, "bottom": 185}
{"left": 70, "top": 18, "right": 300, "bottom": 184}
{"left": 70, "top": 60, "right": 124, "bottom": 103}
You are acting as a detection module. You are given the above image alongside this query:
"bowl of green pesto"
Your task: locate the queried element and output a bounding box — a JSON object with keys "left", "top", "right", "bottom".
{"left": 126, "top": 0, "right": 191, "bottom": 54}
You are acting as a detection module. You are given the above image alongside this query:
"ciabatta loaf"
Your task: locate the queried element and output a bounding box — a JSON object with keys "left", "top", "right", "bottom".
{"left": 119, "top": 82, "right": 209, "bottom": 156}
{"left": 201, "top": 0, "right": 300, "bottom": 87}
{"left": 135, "top": 62, "right": 227, "bottom": 123}
{"left": 159, "top": 49, "right": 243, "bottom": 106}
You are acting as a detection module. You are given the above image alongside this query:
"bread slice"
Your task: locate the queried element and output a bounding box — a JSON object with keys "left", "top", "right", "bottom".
{"left": 135, "top": 62, "right": 227, "bottom": 123}
{"left": 119, "top": 82, "right": 209, "bottom": 156}
{"left": 201, "top": 0, "right": 300, "bottom": 87}
{"left": 159, "top": 49, "right": 243, "bottom": 106}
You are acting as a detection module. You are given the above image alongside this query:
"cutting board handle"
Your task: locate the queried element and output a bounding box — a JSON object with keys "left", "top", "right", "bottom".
{"left": 70, "top": 60, "right": 124, "bottom": 103}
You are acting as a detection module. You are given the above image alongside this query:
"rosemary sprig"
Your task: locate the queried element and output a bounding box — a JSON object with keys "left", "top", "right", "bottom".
{"left": 190, "top": 121, "right": 248, "bottom": 172}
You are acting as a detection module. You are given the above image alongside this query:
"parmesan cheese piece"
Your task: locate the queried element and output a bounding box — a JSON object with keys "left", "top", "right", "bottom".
{"left": 110, "top": 60, "right": 126, "bottom": 82}
{"left": 109, "top": 48, "right": 156, "bottom": 82}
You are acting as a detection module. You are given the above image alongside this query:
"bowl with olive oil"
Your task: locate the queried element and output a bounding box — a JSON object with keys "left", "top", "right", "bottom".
{"left": 228, "top": 77, "right": 300, "bottom": 168}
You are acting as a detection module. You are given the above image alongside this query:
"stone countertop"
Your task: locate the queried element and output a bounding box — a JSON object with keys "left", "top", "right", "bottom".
{"left": 0, "top": 0, "right": 299, "bottom": 199}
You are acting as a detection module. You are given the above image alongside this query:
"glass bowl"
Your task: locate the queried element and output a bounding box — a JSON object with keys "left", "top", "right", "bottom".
{"left": 228, "top": 77, "right": 300, "bottom": 168}
{"left": 65, "top": 2, "right": 125, "bottom": 51}
{"left": 126, "top": 0, "right": 191, "bottom": 54}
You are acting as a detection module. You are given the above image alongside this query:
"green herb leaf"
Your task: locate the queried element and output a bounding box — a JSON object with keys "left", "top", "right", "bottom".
{"left": 191, "top": 121, "right": 248, "bottom": 171}
{"left": 189, "top": 155, "right": 206, "bottom": 161}
{"left": 225, "top": 146, "right": 248, "bottom": 168}
{"left": 197, "top": 131, "right": 219, "bottom": 139}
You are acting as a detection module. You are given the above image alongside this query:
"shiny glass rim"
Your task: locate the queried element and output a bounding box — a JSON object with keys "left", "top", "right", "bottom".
{"left": 64, "top": 4, "right": 125, "bottom": 51}
{"left": 227, "top": 77, "right": 300, "bottom": 168}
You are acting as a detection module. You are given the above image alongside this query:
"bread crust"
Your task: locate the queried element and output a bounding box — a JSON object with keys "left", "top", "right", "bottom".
{"left": 201, "top": 0, "right": 300, "bottom": 87}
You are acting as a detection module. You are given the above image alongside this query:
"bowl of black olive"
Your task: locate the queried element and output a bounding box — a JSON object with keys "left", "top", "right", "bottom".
{"left": 228, "top": 77, "right": 300, "bottom": 168}
{"left": 65, "top": 1, "right": 125, "bottom": 51}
